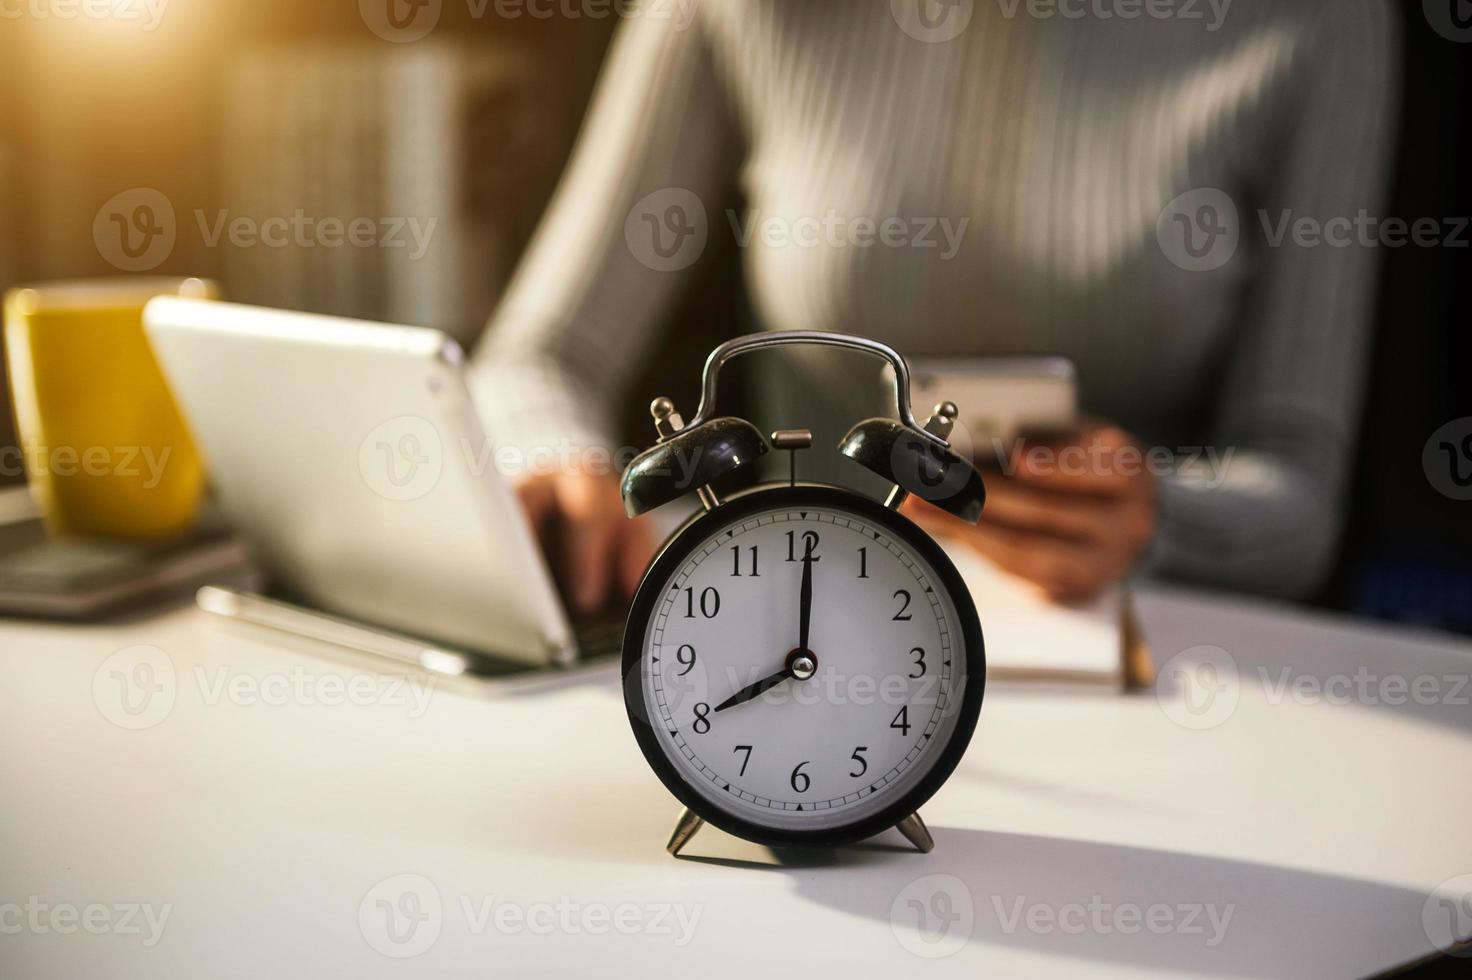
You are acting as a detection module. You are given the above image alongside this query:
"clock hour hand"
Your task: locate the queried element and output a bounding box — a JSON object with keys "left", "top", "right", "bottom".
{"left": 713, "top": 650, "right": 819, "bottom": 713}
{"left": 713, "top": 668, "right": 790, "bottom": 713}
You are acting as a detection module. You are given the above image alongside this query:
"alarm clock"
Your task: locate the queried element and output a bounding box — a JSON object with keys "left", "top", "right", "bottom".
{"left": 619, "top": 332, "right": 987, "bottom": 856}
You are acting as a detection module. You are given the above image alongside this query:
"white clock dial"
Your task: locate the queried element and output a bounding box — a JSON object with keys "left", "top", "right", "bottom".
{"left": 637, "top": 503, "right": 972, "bottom": 834}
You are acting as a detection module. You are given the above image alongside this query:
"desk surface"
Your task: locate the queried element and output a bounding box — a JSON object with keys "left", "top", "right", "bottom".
{"left": 2, "top": 585, "right": 1470, "bottom": 978}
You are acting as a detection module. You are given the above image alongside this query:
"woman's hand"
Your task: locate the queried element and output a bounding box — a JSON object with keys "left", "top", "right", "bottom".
{"left": 515, "top": 471, "right": 659, "bottom": 614}
{"left": 902, "top": 423, "right": 1157, "bottom": 602}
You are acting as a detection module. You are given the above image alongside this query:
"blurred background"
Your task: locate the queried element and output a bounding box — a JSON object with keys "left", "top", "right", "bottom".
{"left": 0, "top": 0, "right": 1467, "bottom": 629}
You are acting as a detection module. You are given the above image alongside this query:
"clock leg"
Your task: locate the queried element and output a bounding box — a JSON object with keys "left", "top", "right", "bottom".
{"left": 666, "top": 807, "right": 705, "bottom": 856}
{"left": 895, "top": 812, "right": 934, "bottom": 853}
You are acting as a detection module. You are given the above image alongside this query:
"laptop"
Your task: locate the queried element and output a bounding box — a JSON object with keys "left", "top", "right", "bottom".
{"left": 143, "top": 297, "right": 618, "bottom": 676}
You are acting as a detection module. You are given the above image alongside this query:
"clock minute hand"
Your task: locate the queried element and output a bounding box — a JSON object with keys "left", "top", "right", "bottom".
{"left": 798, "top": 538, "right": 814, "bottom": 653}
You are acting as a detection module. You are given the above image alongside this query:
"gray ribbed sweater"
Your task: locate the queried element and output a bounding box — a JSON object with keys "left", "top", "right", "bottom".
{"left": 473, "top": 0, "right": 1398, "bottom": 598}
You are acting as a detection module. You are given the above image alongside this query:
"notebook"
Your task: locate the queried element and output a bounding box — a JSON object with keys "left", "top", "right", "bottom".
{"left": 0, "top": 489, "right": 251, "bottom": 619}
{"left": 944, "top": 542, "right": 1150, "bottom": 689}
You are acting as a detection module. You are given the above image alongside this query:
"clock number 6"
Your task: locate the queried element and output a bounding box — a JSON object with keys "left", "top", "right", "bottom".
{"left": 790, "top": 761, "right": 811, "bottom": 794}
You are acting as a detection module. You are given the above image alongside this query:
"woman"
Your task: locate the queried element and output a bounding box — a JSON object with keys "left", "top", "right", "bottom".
{"left": 472, "top": 0, "right": 1397, "bottom": 613}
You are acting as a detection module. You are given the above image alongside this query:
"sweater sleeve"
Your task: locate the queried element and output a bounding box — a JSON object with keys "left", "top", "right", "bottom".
{"left": 1148, "top": 0, "right": 1398, "bottom": 599}
{"left": 470, "top": 2, "right": 740, "bottom": 461}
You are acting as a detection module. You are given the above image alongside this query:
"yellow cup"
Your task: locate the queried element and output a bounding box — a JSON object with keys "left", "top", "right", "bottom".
{"left": 3, "top": 277, "right": 218, "bottom": 539}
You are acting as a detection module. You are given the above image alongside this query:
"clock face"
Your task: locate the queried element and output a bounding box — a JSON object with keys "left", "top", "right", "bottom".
{"left": 623, "top": 486, "right": 984, "bottom": 844}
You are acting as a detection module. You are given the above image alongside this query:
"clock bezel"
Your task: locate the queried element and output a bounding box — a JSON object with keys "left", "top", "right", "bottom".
{"left": 621, "top": 483, "right": 986, "bottom": 849}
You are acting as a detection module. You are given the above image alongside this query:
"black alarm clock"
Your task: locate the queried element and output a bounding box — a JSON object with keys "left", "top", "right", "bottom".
{"left": 619, "top": 332, "right": 987, "bottom": 856}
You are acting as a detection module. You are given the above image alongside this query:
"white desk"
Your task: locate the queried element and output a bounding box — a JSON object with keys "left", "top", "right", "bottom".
{"left": 2, "top": 585, "right": 1470, "bottom": 978}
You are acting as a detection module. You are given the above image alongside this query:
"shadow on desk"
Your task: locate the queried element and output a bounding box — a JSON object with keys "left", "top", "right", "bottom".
{"left": 689, "top": 828, "right": 1436, "bottom": 977}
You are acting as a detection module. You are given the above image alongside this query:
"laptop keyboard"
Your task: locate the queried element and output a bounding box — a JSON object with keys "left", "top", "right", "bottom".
{"left": 573, "top": 614, "right": 626, "bottom": 662}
